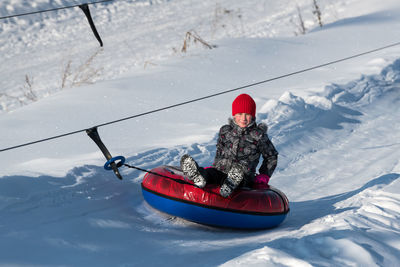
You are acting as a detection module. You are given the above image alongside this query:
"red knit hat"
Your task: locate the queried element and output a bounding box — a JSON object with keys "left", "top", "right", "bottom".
{"left": 232, "top": 94, "right": 256, "bottom": 117}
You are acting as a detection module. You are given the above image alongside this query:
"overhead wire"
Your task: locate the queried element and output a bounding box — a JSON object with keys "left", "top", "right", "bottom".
{"left": 1, "top": 40, "right": 400, "bottom": 153}
{"left": 0, "top": 0, "right": 115, "bottom": 20}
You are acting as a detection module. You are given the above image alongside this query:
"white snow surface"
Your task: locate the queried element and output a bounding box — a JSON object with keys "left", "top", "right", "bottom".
{"left": 1, "top": 0, "right": 400, "bottom": 266}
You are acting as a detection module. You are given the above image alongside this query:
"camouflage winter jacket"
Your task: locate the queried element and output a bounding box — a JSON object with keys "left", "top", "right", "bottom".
{"left": 213, "top": 118, "right": 278, "bottom": 186}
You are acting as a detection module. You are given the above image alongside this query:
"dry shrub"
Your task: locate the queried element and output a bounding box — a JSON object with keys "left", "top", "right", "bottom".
{"left": 61, "top": 48, "right": 104, "bottom": 89}
{"left": 312, "top": 0, "right": 323, "bottom": 27}
{"left": 181, "top": 30, "right": 216, "bottom": 53}
{"left": 0, "top": 74, "right": 37, "bottom": 112}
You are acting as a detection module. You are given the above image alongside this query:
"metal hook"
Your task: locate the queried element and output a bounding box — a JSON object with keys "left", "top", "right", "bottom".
{"left": 86, "top": 127, "right": 123, "bottom": 179}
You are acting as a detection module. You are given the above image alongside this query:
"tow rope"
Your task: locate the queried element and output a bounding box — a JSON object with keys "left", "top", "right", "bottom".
{"left": 86, "top": 126, "right": 192, "bottom": 184}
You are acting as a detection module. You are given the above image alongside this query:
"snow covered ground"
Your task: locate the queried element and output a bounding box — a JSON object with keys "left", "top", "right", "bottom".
{"left": 1, "top": 0, "right": 400, "bottom": 266}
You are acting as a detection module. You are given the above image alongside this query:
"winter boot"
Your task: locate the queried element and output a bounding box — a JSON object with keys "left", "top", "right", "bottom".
{"left": 180, "top": 154, "right": 206, "bottom": 188}
{"left": 220, "top": 164, "right": 244, "bottom": 198}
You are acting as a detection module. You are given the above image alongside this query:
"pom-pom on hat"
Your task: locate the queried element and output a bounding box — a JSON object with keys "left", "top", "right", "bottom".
{"left": 232, "top": 93, "right": 256, "bottom": 117}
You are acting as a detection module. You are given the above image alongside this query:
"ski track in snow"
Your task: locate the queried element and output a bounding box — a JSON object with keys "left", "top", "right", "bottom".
{"left": 1, "top": 58, "right": 399, "bottom": 266}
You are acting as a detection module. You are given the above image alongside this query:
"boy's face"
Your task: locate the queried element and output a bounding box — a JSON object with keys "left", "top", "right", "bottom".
{"left": 234, "top": 113, "right": 253, "bottom": 128}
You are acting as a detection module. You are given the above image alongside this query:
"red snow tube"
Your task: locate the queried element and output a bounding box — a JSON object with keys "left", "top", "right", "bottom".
{"left": 141, "top": 166, "right": 290, "bottom": 229}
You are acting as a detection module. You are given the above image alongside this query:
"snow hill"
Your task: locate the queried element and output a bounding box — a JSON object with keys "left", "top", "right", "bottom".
{"left": 1, "top": 0, "right": 400, "bottom": 266}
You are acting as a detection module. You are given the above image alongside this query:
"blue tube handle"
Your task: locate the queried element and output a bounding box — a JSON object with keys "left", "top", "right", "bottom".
{"left": 104, "top": 156, "right": 126, "bottom": 170}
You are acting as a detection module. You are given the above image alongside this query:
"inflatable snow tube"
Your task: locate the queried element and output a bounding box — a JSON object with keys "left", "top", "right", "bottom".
{"left": 141, "top": 166, "right": 290, "bottom": 229}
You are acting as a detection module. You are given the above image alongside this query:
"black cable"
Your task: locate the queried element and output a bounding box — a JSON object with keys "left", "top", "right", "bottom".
{"left": 123, "top": 164, "right": 191, "bottom": 185}
{"left": 89, "top": 41, "right": 400, "bottom": 129}
{"left": 124, "top": 163, "right": 222, "bottom": 197}
{"left": 0, "top": 0, "right": 114, "bottom": 20}
{"left": 1, "top": 41, "right": 400, "bottom": 153}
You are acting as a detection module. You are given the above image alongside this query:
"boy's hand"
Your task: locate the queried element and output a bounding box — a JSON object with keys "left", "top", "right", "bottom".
{"left": 254, "top": 174, "right": 270, "bottom": 189}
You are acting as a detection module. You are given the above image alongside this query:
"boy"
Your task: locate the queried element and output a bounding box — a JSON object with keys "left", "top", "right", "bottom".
{"left": 181, "top": 93, "right": 278, "bottom": 197}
